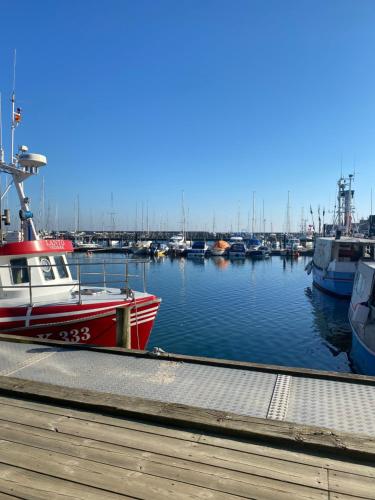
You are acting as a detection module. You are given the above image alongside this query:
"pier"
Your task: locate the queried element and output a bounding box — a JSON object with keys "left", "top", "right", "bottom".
{"left": 0, "top": 335, "right": 373, "bottom": 498}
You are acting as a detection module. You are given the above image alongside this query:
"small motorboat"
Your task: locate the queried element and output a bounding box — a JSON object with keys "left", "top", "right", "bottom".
{"left": 187, "top": 241, "right": 208, "bottom": 258}
{"left": 228, "top": 242, "right": 247, "bottom": 259}
{"left": 250, "top": 245, "right": 271, "bottom": 259}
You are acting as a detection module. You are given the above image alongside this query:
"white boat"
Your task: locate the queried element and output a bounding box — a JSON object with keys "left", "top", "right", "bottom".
{"left": 246, "top": 237, "right": 261, "bottom": 257}
{"left": 250, "top": 245, "right": 271, "bottom": 259}
{"left": 168, "top": 234, "right": 190, "bottom": 255}
{"left": 228, "top": 235, "right": 244, "bottom": 244}
{"left": 349, "top": 260, "right": 375, "bottom": 375}
{"left": 186, "top": 241, "right": 208, "bottom": 258}
{"left": 74, "top": 237, "right": 102, "bottom": 251}
{"left": 307, "top": 173, "right": 375, "bottom": 297}
{"left": 307, "top": 236, "right": 373, "bottom": 297}
{"left": 131, "top": 240, "right": 152, "bottom": 256}
{"left": 285, "top": 238, "right": 303, "bottom": 256}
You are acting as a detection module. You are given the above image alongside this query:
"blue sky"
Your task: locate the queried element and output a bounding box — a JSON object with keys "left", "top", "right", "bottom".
{"left": 1, "top": 0, "right": 375, "bottom": 232}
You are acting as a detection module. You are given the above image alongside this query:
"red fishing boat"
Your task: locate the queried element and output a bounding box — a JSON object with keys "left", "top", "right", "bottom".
{"left": 0, "top": 91, "right": 160, "bottom": 349}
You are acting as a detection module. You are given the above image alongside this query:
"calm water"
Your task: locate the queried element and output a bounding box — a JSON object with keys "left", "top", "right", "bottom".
{"left": 74, "top": 253, "right": 353, "bottom": 373}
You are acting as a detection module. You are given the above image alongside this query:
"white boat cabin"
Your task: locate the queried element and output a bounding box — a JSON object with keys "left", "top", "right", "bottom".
{"left": 0, "top": 240, "right": 75, "bottom": 305}
{"left": 313, "top": 237, "right": 373, "bottom": 271}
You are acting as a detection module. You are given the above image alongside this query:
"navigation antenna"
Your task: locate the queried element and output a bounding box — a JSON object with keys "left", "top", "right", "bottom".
{"left": 10, "top": 49, "right": 17, "bottom": 164}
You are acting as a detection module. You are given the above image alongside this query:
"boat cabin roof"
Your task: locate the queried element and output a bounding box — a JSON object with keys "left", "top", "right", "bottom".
{"left": 0, "top": 240, "right": 73, "bottom": 256}
{"left": 317, "top": 237, "right": 372, "bottom": 245}
{"left": 359, "top": 260, "right": 375, "bottom": 271}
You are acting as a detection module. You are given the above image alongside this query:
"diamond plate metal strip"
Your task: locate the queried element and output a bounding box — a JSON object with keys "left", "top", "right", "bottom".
{"left": 267, "top": 374, "right": 292, "bottom": 420}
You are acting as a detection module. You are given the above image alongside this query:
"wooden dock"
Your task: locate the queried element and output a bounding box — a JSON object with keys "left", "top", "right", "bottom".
{"left": 0, "top": 338, "right": 374, "bottom": 498}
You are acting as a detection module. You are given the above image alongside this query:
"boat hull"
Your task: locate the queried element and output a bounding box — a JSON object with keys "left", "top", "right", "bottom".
{"left": 350, "top": 324, "right": 375, "bottom": 375}
{"left": 187, "top": 251, "right": 206, "bottom": 258}
{"left": 312, "top": 265, "right": 354, "bottom": 297}
{"left": 0, "top": 298, "right": 160, "bottom": 350}
{"left": 210, "top": 249, "right": 226, "bottom": 256}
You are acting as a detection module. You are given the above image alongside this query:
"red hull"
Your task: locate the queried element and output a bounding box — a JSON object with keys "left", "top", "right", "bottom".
{"left": 0, "top": 297, "right": 160, "bottom": 350}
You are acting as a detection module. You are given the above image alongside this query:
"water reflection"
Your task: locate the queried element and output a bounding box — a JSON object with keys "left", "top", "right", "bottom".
{"left": 305, "top": 285, "right": 352, "bottom": 358}
{"left": 71, "top": 252, "right": 355, "bottom": 373}
{"left": 211, "top": 257, "right": 229, "bottom": 270}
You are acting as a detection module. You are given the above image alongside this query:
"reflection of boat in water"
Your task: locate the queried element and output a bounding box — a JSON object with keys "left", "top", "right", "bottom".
{"left": 349, "top": 261, "right": 375, "bottom": 375}
{"left": 305, "top": 286, "right": 352, "bottom": 358}
{"left": 210, "top": 240, "right": 230, "bottom": 256}
{"left": 211, "top": 256, "right": 229, "bottom": 269}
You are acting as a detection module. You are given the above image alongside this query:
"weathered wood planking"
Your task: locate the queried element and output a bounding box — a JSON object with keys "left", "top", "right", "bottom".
{"left": 0, "top": 395, "right": 373, "bottom": 479}
{"left": 0, "top": 375, "right": 375, "bottom": 461}
{"left": 0, "top": 394, "right": 373, "bottom": 498}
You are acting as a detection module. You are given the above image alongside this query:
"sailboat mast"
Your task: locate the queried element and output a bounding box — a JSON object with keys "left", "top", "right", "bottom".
{"left": 181, "top": 190, "right": 186, "bottom": 240}
{"left": 252, "top": 191, "right": 255, "bottom": 235}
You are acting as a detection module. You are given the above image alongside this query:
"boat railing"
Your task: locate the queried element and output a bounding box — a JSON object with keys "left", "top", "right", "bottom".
{"left": 0, "top": 258, "right": 149, "bottom": 306}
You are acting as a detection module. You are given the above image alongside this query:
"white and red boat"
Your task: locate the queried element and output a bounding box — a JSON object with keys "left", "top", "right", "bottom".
{"left": 0, "top": 92, "right": 160, "bottom": 349}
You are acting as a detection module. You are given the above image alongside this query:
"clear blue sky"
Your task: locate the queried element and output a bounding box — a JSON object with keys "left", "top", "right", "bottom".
{"left": 1, "top": 0, "right": 375, "bottom": 232}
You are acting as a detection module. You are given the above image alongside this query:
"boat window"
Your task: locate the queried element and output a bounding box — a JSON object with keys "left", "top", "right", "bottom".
{"left": 39, "top": 257, "right": 55, "bottom": 281}
{"left": 10, "top": 258, "right": 30, "bottom": 284}
{"left": 54, "top": 256, "right": 69, "bottom": 278}
{"left": 338, "top": 244, "right": 362, "bottom": 261}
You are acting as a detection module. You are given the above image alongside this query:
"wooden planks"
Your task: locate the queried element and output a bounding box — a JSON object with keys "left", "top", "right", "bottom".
{"left": 0, "top": 394, "right": 373, "bottom": 499}
{"left": 0, "top": 375, "right": 375, "bottom": 461}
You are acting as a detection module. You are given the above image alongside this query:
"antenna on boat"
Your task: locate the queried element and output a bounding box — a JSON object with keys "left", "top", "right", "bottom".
{"left": 10, "top": 49, "right": 17, "bottom": 164}
{"left": 0, "top": 50, "right": 48, "bottom": 242}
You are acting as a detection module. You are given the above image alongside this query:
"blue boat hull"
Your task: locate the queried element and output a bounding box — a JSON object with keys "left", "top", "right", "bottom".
{"left": 312, "top": 265, "right": 354, "bottom": 297}
{"left": 350, "top": 326, "right": 375, "bottom": 376}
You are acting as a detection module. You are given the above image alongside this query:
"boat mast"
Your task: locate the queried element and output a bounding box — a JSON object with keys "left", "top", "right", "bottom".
{"left": 252, "top": 191, "right": 255, "bottom": 235}
{"left": 181, "top": 190, "right": 186, "bottom": 241}
{"left": 346, "top": 174, "right": 354, "bottom": 234}
{"left": 286, "top": 191, "right": 291, "bottom": 234}
{"left": 10, "top": 50, "right": 17, "bottom": 165}
{"left": 0, "top": 55, "right": 47, "bottom": 242}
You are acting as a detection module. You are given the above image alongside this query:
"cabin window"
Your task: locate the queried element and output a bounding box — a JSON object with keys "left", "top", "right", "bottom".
{"left": 39, "top": 257, "right": 55, "bottom": 281}
{"left": 10, "top": 258, "right": 30, "bottom": 284}
{"left": 54, "top": 256, "right": 68, "bottom": 278}
{"left": 338, "top": 244, "right": 362, "bottom": 261}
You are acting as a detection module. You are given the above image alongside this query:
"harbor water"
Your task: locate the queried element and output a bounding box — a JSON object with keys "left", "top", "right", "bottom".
{"left": 72, "top": 252, "right": 353, "bottom": 373}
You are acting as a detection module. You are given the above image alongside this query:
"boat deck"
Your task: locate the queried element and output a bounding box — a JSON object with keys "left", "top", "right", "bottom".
{"left": 0, "top": 336, "right": 374, "bottom": 498}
